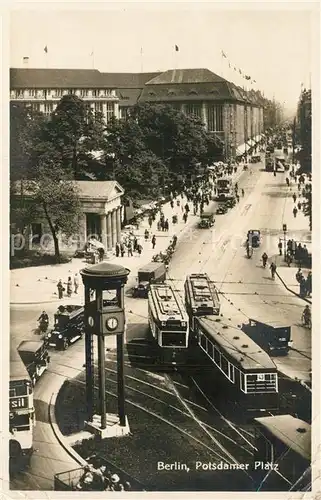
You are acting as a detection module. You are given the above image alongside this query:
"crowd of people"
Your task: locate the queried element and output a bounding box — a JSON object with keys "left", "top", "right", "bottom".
{"left": 56, "top": 273, "right": 80, "bottom": 299}
{"left": 295, "top": 268, "right": 312, "bottom": 298}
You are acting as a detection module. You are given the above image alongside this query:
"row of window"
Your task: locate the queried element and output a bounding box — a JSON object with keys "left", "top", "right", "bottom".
{"left": 198, "top": 329, "right": 278, "bottom": 394}
{"left": 27, "top": 101, "right": 115, "bottom": 118}
{"left": 12, "top": 89, "right": 116, "bottom": 99}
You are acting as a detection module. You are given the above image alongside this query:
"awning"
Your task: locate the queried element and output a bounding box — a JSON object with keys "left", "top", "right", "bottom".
{"left": 236, "top": 143, "right": 247, "bottom": 156}
{"left": 247, "top": 139, "right": 255, "bottom": 147}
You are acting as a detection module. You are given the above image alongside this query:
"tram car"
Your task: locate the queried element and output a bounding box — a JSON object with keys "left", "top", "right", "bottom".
{"left": 194, "top": 316, "right": 279, "bottom": 412}
{"left": 148, "top": 284, "right": 189, "bottom": 367}
{"left": 253, "top": 415, "right": 311, "bottom": 491}
{"left": 9, "top": 345, "right": 35, "bottom": 461}
{"left": 184, "top": 274, "right": 221, "bottom": 334}
{"left": 45, "top": 304, "right": 84, "bottom": 350}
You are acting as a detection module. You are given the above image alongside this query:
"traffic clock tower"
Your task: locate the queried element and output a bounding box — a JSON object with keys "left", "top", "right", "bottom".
{"left": 80, "top": 262, "right": 130, "bottom": 438}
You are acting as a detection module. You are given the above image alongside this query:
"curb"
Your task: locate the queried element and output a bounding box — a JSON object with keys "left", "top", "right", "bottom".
{"left": 49, "top": 391, "right": 87, "bottom": 467}
{"left": 276, "top": 271, "right": 312, "bottom": 304}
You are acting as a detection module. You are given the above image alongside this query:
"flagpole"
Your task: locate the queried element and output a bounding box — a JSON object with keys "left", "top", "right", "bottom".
{"left": 91, "top": 50, "right": 95, "bottom": 69}
{"left": 140, "top": 47, "right": 143, "bottom": 73}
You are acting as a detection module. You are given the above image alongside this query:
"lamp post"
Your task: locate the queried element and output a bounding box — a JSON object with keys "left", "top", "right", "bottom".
{"left": 80, "top": 262, "right": 130, "bottom": 438}
{"left": 283, "top": 223, "right": 287, "bottom": 262}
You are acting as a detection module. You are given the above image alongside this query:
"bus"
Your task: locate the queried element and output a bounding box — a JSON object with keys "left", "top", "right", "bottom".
{"left": 214, "top": 177, "right": 234, "bottom": 201}
{"left": 184, "top": 274, "right": 221, "bottom": 334}
{"left": 194, "top": 316, "right": 279, "bottom": 412}
{"left": 148, "top": 284, "right": 189, "bottom": 367}
{"left": 9, "top": 345, "right": 35, "bottom": 459}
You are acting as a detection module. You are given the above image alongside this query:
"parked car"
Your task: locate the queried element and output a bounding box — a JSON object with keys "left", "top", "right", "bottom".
{"left": 198, "top": 212, "right": 215, "bottom": 228}
{"left": 216, "top": 204, "right": 228, "bottom": 215}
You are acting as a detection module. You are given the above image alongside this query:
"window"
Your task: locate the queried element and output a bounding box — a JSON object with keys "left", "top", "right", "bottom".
{"left": 200, "top": 333, "right": 207, "bottom": 351}
{"left": 221, "top": 355, "right": 229, "bottom": 376}
{"left": 207, "top": 105, "right": 223, "bottom": 132}
{"left": 240, "top": 372, "right": 246, "bottom": 392}
{"left": 95, "top": 102, "right": 103, "bottom": 113}
{"left": 229, "top": 364, "right": 235, "bottom": 383}
{"left": 80, "top": 89, "right": 89, "bottom": 97}
{"left": 28, "top": 89, "right": 36, "bottom": 97}
{"left": 185, "top": 104, "right": 202, "bottom": 119}
{"left": 44, "top": 103, "right": 54, "bottom": 115}
{"left": 207, "top": 341, "right": 214, "bottom": 359}
{"left": 214, "top": 346, "right": 221, "bottom": 366}
{"left": 105, "top": 102, "right": 114, "bottom": 122}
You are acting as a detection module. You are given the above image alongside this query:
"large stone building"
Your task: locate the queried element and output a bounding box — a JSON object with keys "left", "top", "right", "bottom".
{"left": 10, "top": 67, "right": 264, "bottom": 159}
{"left": 12, "top": 180, "right": 124, "bottom": 252}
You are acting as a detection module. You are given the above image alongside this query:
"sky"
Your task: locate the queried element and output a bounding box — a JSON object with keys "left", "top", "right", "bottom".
{"left": 9, "top": 3, "right": 315, "bottom": 112}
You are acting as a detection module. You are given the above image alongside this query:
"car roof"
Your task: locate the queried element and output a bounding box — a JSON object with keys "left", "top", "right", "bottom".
{"left": 18, "top": 340, "right": 44, "bottom": 353}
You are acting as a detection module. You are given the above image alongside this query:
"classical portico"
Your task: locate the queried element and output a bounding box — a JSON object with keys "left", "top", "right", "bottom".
{"left": 75, "top": 180, "right": 124, "bottom": 251}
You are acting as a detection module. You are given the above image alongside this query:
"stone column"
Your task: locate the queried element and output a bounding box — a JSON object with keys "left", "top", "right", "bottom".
{"left": 78, "top": 212, "right": 87, "bottom": 249}
{"left": 100, "top": 214, "right": 108, "bottom": 251}
{"left": 116, "top": 207, "right": 122, "bottom": 243}
{"left": 202, "top": 102, "right": 208, "bottom": 130}
{"left": 111, "top": 210, "right": 117, "bottom": 247}
{"left": 106, "top": 212, "right": 112, "bottom": 250}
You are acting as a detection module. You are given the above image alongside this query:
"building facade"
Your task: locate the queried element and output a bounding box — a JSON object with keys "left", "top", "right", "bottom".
{"left": 12, "top": 180, "right": 124, "bottom": 252}
{"left": 10, "top": 68, "right": 119, "bottom": 122}
{"left": 10, "top": 66, "right": 265, "bottom": 159}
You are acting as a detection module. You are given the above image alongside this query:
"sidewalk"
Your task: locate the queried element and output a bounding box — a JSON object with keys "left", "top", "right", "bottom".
{"left": 10, "top": 166, "right": 245, "bottom": 306}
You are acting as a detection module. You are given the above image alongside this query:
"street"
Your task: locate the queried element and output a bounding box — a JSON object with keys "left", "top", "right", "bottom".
{"left": 9, "top": 157, "right": 312, "bottom": 491}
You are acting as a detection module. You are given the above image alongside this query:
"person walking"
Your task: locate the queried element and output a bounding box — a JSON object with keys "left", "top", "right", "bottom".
{"left": 67, "top": 277, "right": 72, "bottom": 297}
{"left": 57, "top": 279, "right": 64, "bottom": 299}
{"left": 293, "top": 193, "right": 297, "bottom": 203}
{"left": 148, "top": 217, "right": 153, "bottom": 229}
{"left": 137, "top": 243, "right": 142, "bottom": 256}
{"left": 241, "top": 188, "right": 244, "bottom": 197}
{"left": 144, "top": 229, "right": 149, "bottom": 242}
{"left": 293, "top": 206, "right": 298, "bottom": 218}
{"left": 170, "top": 200, "right": 174, "bottom": 209}
{"left": 164, "top": 219, "right": 169, "bottom": 231}
{"left": 73, "top": 273, "right": 80, "bottom": 294}
{"left": 120, "top": 242, "right": 125, "bottom": 257}
{"left": 306, "top": 271, "right": 312, "bottom": 296}
{"left": 183, "top": 212, "right": 188, "bottom": 223}
{"left": 270, "top": 262, "right": 277, "bottom": 279}
{"left": 127, "top": 241, "right": 133, "bottom": 257}
{"left": 151, "top": 235, "right": 156, "bottom": 249}
{"left": 115, "top": 241, "right": 120, "bottom": 257}
{"left": 278, "top": 239, "right": 283, "bottom": 256}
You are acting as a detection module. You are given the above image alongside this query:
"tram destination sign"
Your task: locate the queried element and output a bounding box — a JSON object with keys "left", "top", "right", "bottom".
{"left": 9, "top": 396, "right": 28, "bottom": 411}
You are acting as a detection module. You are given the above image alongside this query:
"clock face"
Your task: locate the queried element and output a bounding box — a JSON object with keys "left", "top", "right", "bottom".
{"left": 88, "top": 316, "right": 95, "bottom": 327}
{"left": 106, "top": 317, "right": 118, "bottom": 330}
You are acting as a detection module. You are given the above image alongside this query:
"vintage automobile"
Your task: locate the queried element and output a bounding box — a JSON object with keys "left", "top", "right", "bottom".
{"left": 216, "top": 204, "right": 228, "bottom": 215}
{"left": 17, "top": 340, "right": 50, "bottom": 386}
{"left": 247, "top": 229, "right": 261, "bottom": 248}
{"left": 133, "top": 262, "right": 166, "bottom": 298}
{"left": 242, "top": 318, "right": 292, "bottom": 355}
{"left": 225, "top": 198, "right": 236, "bottom": 209}
{"left": 45, "top": 305, "right": 84, "bottom": 350}
{"left": 198, "top": 212, "right": 215, "bottom": 228}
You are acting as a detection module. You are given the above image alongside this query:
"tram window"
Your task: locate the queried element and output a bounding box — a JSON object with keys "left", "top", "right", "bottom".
{"left": 207, "top": 340, "right": 214, "bottom": 359}
{"left": 240, "top": 372, "right": 246, "bottom": 392}
{"left": 229, "top": 364, "right": 235, "bottom": 383}
{"left": 221, "top": 356, "right": 229, "bottom": 376}
{"left": 214, "top": 347, "right": 221, "bottom": 366}
{"left": 10, "top": 414, "right": 30, "bottom": 430}
{"left": 200, "top": 334, "right": 207, "bottom": 351}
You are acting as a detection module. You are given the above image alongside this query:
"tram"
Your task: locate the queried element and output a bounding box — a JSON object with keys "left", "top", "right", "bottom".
{"left": 9, "top": 345, "right": 35, "bottom": 459}
{"left": 194, "top": 316, "right": 279, "bottom": 412}
{"left": 148, "top": 284, "right": 189, "bottom": 367}
{"left": 253, "top": 415, "right": 311, "bottom": 491}
{"left": 184, "top": 274, "right": 221, "bottom": 334}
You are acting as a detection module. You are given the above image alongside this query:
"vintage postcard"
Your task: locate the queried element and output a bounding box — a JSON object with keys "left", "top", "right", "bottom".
{"left": 4, "top": 1, "right": 320, "bottom": 497}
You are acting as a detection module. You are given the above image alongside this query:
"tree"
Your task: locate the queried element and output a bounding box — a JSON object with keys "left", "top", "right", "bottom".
{"left": 33, "top": 160, "right": 82, "bottom": 260}
{"left": 302, "top": 184, "right": 312, "bottom": 230}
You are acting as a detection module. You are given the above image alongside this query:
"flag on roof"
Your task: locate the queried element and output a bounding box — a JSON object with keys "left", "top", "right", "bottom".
{"left": 44, "top": 46, "right": 48, "bottom": 53}
{"left": 175, "top": 45, "right": 179, "bottom": 52}
{"left": 221, "top": 50, "right": 227, "bottom": 58}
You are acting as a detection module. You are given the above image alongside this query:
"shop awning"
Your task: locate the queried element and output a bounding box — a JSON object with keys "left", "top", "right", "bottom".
{"left": 236, "top": 143, "right": 247, "bottom": 156}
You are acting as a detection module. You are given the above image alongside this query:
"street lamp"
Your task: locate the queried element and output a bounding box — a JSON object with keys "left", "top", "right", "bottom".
{"left": 282, "top": 224, "right": 287, "bottom": 261}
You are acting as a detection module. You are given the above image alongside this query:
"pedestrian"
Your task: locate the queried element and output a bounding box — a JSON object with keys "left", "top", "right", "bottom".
{"left": 137, "top": 243, "right": 142, "bottom": 256}
{"left": 164, "top": 219, "right": 169, "bottom": 231}
{"left": 98, "top": 247, "right": 104, "bottom": 262}
{"left": 286, "top": 250, "right": 292, "bottom": 267}
{"left": 157, "top": 220, "right": 161, "bottom": 231}
{"left": 115, "top": 241, "right": 120, "bottom": 257}
{"left": 296, "top": 243, "right": 303, "bottom": 265}
{"left": 299, "top": 278, "right": 307, "bottom": 298}
{"left": 57, "top": 279, "right": 64, "bottom": 299}
{"left": 293, "top": 193, "right": 297, "bottom": 203}
{"left": 295, "top": 268, "right": 303, "bottom": 283}
{"left": 184, "top": 203, "right": 190, "bottom": 213}
{"left": 144, "top": 229, "right": 149, "bottom": 242}
{"left": 183, "top": 212, "right": 188, "bottom": 223}
{"left": 236, "top": 194, "right": 240, "bottom": 203}
{"left": 67, "top": 277, "right": 72, "bottom": 297}
{"left": 133, "top": 236, "right": 138, "bottom": 252}
{"left": 120, "top": 242, "right": 125, "bottom": 257}
{"left": 170, "top": 200, "right": 174, "bottom": 209}
{"left": 293, "top": 206, "right": 298, "bottom": 218}
{"left": 151, "top": 234, "right": 156, "bottom": 249}
{"left": 241, "top": 188, "right": 244, "bottom": 197}
{"left": 73, "top": 273, "right": 80, "bottom": 294}
{"left": 306, "top": 271, "right": 312, "bottom": 296}
{"left": 298, "top": 201, "right": 302, "bottom": 210}
{"left": 127, "top": 241, "right": 133, "bottom": 257}
{"left": 176, "top": 199, "right": 180, "bottom": 207}
{"left": 148, "top": 217, "right": 153, "bottom": 229}
{"left": 278, "top": 239, "right": 283, "bottom": 256}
